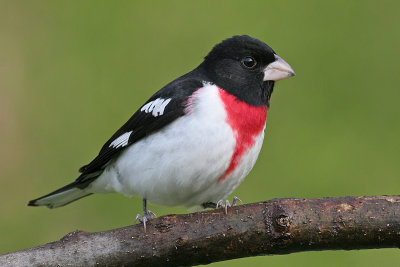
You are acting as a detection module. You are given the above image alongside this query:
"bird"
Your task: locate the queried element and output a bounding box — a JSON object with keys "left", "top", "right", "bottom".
{"left": 28, "top": 35, "right": 295, "bottom": 230}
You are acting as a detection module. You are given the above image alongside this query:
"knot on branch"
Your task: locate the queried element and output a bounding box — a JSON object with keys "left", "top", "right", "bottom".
{"left": 264, "top": 203, "right": 291, "bottom": 240}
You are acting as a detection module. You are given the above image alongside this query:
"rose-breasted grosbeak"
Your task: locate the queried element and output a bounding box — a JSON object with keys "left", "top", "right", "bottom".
{"left": 28, "top": 35, "right": 295, "bottom": 229}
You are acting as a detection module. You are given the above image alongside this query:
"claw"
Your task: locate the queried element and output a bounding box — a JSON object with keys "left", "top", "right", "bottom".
{"left": 135, "top": 214, "right": 142, "bottom": 223}
{"left": 232, "top": 196, "right": 242, "bottom": 206}
{"left": 216, "top": 199, "right": 230, "bottom": 214}
{"left": 216, "top": 196, "right": 242, "bottom": 214}
{"left": 142, "top": 216, "right": 148, "bottom": 232}
{"left": 224, "top": 200, "right": 230, "bottom": 214}
{"left": 147, "top": 210, "right": 157, "bottom": 218}
{"left": 136, "top": 213, "right": 154, "bottom": 232}
{"left": 135, "top": 199, "right": 156, "bottom": 232}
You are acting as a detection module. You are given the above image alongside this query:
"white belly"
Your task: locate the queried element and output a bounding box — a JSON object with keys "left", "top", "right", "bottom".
{"left": 88, "top": 84, "right": 265, "bottom": 208}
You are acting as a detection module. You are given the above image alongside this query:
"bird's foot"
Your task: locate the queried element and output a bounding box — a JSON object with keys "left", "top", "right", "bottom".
{"left": 135, "top": 210, "right": 156, "bottom": 232}
{"left": 216, "top": 196, "right": 242, "bottom": 214}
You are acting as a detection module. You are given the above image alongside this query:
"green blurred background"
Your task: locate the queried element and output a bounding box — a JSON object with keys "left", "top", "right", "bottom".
{"left": 1, "top": 0, "right": 400, "bottom": 266}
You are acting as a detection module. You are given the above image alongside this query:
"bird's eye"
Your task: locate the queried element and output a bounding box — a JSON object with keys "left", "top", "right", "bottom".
{"left": 241, "top": 56, "right": 257, "bottom": 69}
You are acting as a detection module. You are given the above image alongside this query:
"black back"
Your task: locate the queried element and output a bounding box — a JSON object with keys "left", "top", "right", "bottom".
{"left": 75, "top": 35, "right": 278, "bottom": 187}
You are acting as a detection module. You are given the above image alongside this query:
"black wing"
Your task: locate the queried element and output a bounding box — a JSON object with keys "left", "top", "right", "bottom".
{"left": 74, "top": 77, "right": 203, "bottom": 187}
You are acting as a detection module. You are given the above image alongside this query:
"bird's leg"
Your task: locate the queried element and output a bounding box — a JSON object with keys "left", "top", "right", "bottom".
{"left": 135, "top": 198, "right": 156, "bottom": 232}
{"left": 216, "top": 196, "right": 242, "bottom": 214}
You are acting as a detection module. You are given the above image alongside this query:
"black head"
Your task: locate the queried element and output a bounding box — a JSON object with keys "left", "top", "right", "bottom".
{"left": 199, "top": 35, "right": 295, "bottom": 106}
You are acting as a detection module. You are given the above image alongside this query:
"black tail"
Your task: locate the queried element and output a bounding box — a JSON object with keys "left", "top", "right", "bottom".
{"left": 28, "top": 179, "right": 96, "bottom": 209}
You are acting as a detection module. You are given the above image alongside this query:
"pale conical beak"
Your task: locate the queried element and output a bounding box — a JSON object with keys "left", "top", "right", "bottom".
{"left": 263, "top": 55, "right": 296, "bottom": 81}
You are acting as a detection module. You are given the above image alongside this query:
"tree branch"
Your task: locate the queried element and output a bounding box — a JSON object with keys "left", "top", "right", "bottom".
{"left": 2, "top": 195, "right": 400, "bottom": 266}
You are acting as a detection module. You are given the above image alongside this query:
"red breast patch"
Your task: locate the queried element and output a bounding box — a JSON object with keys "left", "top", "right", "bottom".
{"left": 218, "top": 88, "right": 267, "bottom": 182}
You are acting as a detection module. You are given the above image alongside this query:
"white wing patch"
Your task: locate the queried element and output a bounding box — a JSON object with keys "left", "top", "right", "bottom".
{"left": 109, "top": 131, "right": 132, "bottom": 148}
{"left": 140, "top": 98, "right": 171, "bottom": 117}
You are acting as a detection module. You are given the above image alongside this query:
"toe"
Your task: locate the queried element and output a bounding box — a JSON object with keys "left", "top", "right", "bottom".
{"left": 147, "top": 210, "right": 157, "bottom": 218}
{"left": 224, "top": 200, "right": 230, "bottom": 214}
{"left": 216, "top": 200, "right": 224, "bottom": 209}
{"left": 232, "top": 196, "right": 243, "bottom": 206}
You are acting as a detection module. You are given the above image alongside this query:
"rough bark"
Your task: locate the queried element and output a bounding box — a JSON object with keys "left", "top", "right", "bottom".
{"left": 1, "top": 195, "right": 400, "bottom": 266}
